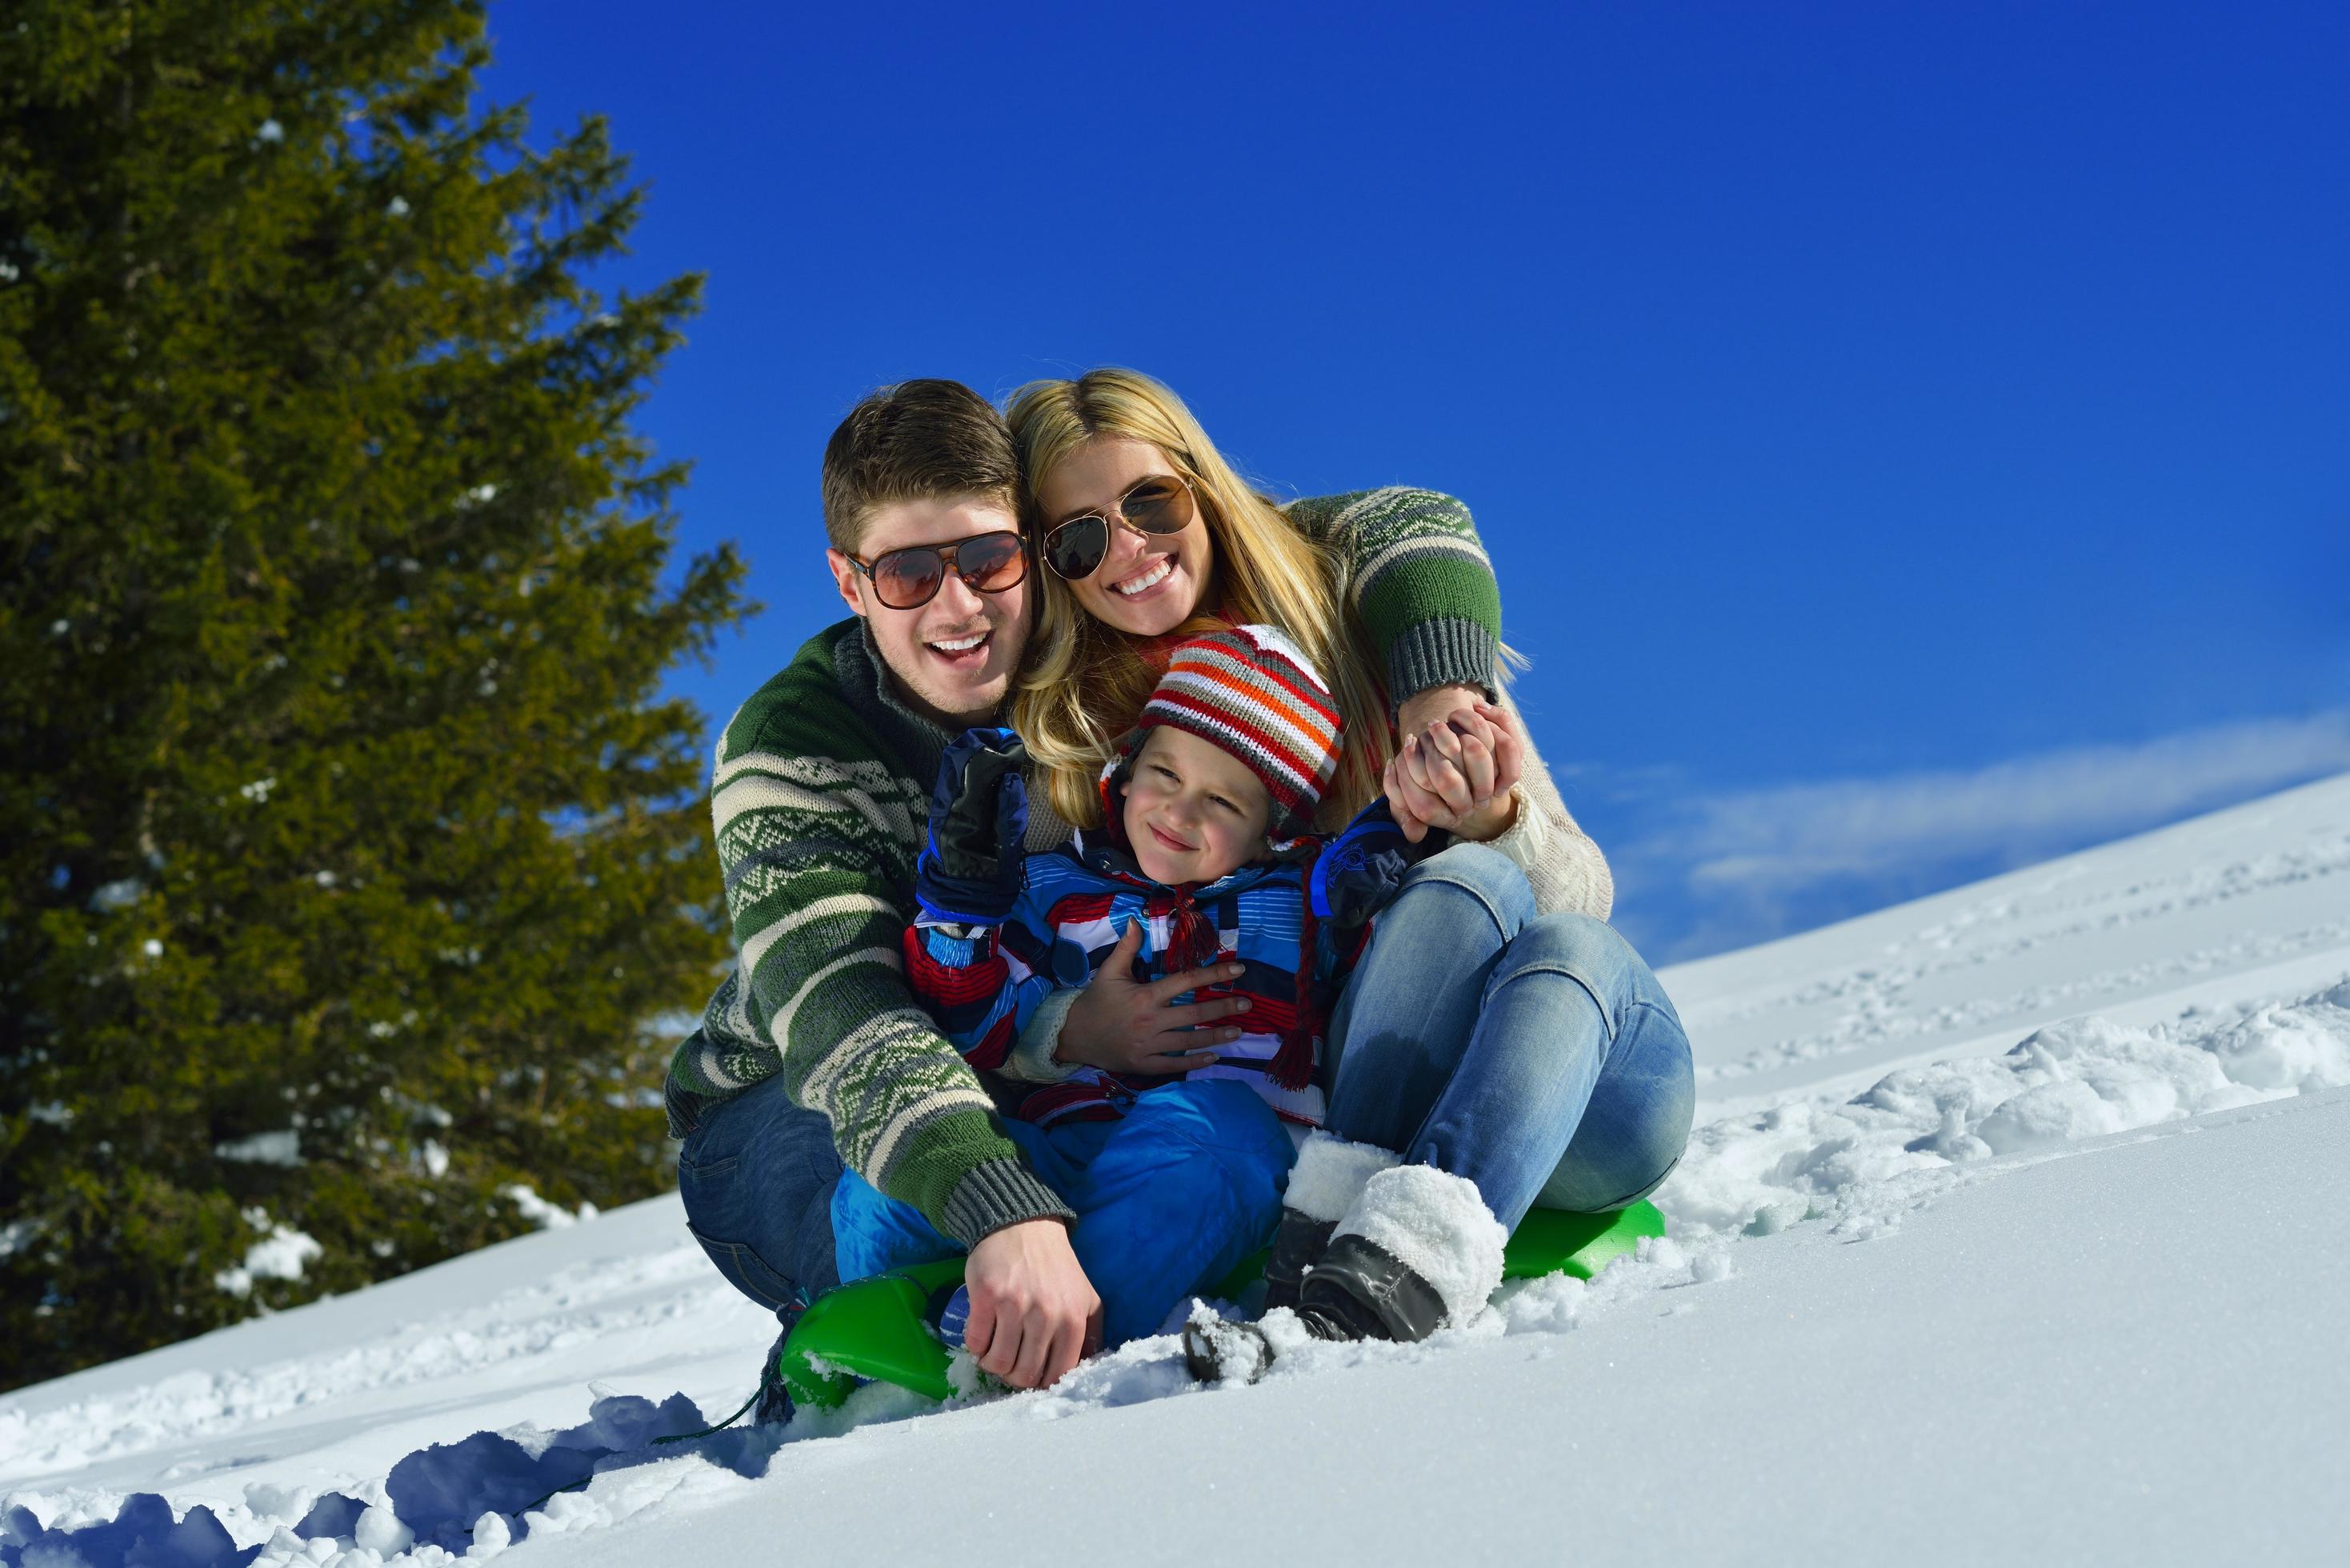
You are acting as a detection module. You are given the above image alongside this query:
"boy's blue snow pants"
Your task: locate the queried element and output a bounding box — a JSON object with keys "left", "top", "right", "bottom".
{"left": 831, "top": 1078, "right": 1295, "bottom": 1347}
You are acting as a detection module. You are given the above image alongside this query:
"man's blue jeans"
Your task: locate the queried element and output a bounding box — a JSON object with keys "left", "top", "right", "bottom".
{"left": 675, "top": 1071, "right": 844, "bottom": 1322}
{"left": 1323, "top": 843, "right": 1696, "bottom": 1231}
{"left": 831, "top": 1078, "right": 1294, "bottom": 1348}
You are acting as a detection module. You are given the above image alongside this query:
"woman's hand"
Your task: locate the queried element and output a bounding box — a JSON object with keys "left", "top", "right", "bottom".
{"left": 1055, "top": 922, "right": 1252, "bottom": 1075}
{"left": 1385, "top": 698, "right": 1523, "bottom": 843}
{"left": 1394, "top": 682, "right": 1495, "bottom": 764}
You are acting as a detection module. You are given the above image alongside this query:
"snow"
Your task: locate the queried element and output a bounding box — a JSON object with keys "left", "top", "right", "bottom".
{"left": 499, "top": 1187, "right": 595, "bottom": 1231}
{"left": 213, "top": 1131, "right": 303, "bottom": 1168}
{"left": 1666, "top": 979, "right": 2350, "bottom": 1241}
{"left": 87, "top": 880, "right": 144, "bottom": 913}
{"left": 4, "top": 773, "right": 2346, "bottom": 1566}
{"left": 212, "top": 1217, "right": 323, "bottom": 1298}
{"left": 1282, "top": 1130, "right": 1399, "bottom": 1223}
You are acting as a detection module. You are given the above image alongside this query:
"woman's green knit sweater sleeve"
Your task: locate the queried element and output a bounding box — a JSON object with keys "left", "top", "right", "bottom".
{"left": 1280, "top": 488, "right": 1505, "bottom": 706}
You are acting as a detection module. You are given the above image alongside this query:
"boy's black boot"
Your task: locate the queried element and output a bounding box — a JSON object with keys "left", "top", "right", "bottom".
{"left": 1186, "top": 1162, "right": 1510, "bottom": 1386}
{"left": 1183, "top": 1313, "right": 1275, "bottom": 1384}
{"left": 1267, "top": 1132, "right": 1402, "bottom": 1310}
{"left": 1259, "top": 1210, "right": 1336, "bottom": 1312}
{"left": 1183, "top": 1232, "right": 1459, "bottom": 1384}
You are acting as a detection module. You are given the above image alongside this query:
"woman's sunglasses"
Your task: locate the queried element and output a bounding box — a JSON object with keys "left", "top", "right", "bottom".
{"left": 1041, "top": 474, "right": 1199, "bottom": 581}
{"left": 845, "top": 529, "right": 1028, "bottom": 611}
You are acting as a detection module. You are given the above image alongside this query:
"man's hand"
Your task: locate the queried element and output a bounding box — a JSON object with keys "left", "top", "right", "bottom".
{"left": 1055, "top": 921, "right": 1252, "bottom": 1075}
{"left": 1385, "top": 697, "right": 1523, "bottom": 844}
{"left": 963, "top": 1218, "right": 1101, "bottom": 1390}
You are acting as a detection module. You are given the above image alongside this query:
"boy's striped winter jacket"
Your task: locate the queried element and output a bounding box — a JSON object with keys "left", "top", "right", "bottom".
{"left": 906, "top": 808, "right": 1408, "bottom": 1130}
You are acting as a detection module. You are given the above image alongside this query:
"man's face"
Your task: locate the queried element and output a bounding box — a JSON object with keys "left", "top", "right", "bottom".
{"left": 827, "top": 494, "right": 1031, "bottom": 729}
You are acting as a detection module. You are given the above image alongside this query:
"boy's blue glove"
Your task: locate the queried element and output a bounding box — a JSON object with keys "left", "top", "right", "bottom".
{"left": 1311, "top": 798, "right": 1415, "bottom": 927}
{"left": 915, "top": 727, "right": 1031, "bottom": 926}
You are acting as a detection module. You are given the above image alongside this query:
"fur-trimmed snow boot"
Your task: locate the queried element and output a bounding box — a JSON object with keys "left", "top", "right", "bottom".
{"left": 1303, "top": 1162, "right": 1509, "bottom": 1341}
{"left": 1186, "top": 1162, "right": 1510, "bottom": 1385}
{"left": 1262, "top": 1133, "right": 1400, "bottom": 1310}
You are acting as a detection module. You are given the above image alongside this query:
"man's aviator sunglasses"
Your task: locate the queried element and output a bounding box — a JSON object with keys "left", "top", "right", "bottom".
{"left": 1042, "top": 474, "right": 1199, "bottom": 581}
{"left": 846, "top": 529, "right": 1029, "bottom": 611}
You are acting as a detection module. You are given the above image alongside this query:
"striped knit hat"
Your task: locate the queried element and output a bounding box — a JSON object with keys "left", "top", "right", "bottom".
{"left": 1129, "top": 622, "right": 1343, "bottom": 842}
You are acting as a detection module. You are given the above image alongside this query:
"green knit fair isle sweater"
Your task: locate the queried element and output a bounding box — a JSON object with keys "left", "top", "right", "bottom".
{"left": 664, "top": 488, "right": 1551, "bottom": 1247}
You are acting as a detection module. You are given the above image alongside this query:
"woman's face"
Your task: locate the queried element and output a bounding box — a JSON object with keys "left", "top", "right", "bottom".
{"left": 1035, "top": 436, "right": 1216, "bottom": 638}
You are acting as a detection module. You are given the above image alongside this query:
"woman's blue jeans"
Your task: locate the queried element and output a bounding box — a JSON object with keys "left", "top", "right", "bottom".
{"left": 1323, "top": 843, "right": 1695, "bottom": 1231}
{"left": 831, "top": 1078, "right": 1294, "bottom": 1348}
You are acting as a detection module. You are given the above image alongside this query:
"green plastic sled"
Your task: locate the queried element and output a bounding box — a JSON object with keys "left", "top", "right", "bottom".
{"left": 778, "top": 1256, "right": 966, "bottom": 1410}
{"left": 1501, "top": 1199, "right": 1667, "bottom": 1281}
{"left": 780, "top": 1201, "right": 1666, "bottom": 1409}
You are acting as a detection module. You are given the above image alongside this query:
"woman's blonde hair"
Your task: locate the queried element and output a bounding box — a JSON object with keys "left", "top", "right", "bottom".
{"left": 1006, "top": 368, "right": 1399, "bottom": 831}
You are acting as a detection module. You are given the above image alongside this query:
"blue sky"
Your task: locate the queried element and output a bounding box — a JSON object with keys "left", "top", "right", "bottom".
{"left": 480, "top": 1, "right": 2349, "bottom": 961}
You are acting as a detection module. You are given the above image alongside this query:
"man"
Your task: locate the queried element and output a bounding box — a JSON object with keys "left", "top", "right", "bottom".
{"left": 668, "top": 379, "right": 1135, "bottom": 1399}
{"left": 668, "top": 379, "right": 1515, "bottom": 1406}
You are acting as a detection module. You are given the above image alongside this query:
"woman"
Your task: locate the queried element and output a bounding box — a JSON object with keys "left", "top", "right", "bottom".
{"left": 1003, "top": 370, "right": 1695, "bottom": 1360}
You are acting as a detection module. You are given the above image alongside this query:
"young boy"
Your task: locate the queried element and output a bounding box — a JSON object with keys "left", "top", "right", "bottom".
{"left": 829, "top": 624, "right": 1405, "bottom": 1349}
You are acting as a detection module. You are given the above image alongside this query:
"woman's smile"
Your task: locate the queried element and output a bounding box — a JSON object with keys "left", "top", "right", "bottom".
{"left": 1108, "top": 554, "right": 1178, "bottom": 600}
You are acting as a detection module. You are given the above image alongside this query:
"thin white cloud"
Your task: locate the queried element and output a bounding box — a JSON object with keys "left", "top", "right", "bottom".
{"left": 1612, "top": 708, "right": 2350, "bottom": 958}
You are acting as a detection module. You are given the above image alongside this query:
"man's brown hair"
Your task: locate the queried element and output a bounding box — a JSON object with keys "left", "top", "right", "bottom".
{"left": 820, "top": 379, "right": 1023, "bottom": 554}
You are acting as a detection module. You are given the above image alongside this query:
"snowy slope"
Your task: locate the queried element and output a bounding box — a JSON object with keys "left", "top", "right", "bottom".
{"left": 6, "top": 774, "right": 2348, "bottom": 1567}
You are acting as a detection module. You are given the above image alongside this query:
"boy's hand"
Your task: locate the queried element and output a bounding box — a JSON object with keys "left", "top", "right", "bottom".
{"left": 963, "top": 1218, "right": 1101, "bottom": 1390}
{"left": 1055, "top": 922, "right": 1253, "bottom": 1075}
{"left": 916, "top": 727, "right": 1031, "bottom": 924}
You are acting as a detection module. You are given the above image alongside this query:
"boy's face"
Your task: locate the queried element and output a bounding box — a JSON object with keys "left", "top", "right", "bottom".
{"left": 1120, "top": 726, "right": 1273, "bottom": 886}
{"left": 827, "top": 494, "right": 1031, "bottom": 730}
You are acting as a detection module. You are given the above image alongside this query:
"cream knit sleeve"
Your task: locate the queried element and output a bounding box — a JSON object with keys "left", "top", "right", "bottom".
{"left": 1467, "top": 689, "right": 1614, "bottom": 920}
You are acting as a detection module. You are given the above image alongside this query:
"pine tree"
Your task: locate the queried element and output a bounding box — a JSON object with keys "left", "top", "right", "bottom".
{"left": 0, "top": 1, "right": 750, "bottom": 1389}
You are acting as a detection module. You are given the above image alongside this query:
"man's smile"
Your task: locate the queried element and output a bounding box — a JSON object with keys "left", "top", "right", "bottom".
{"left": 923, "top": 628, "right": 994, "bottom": 667}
